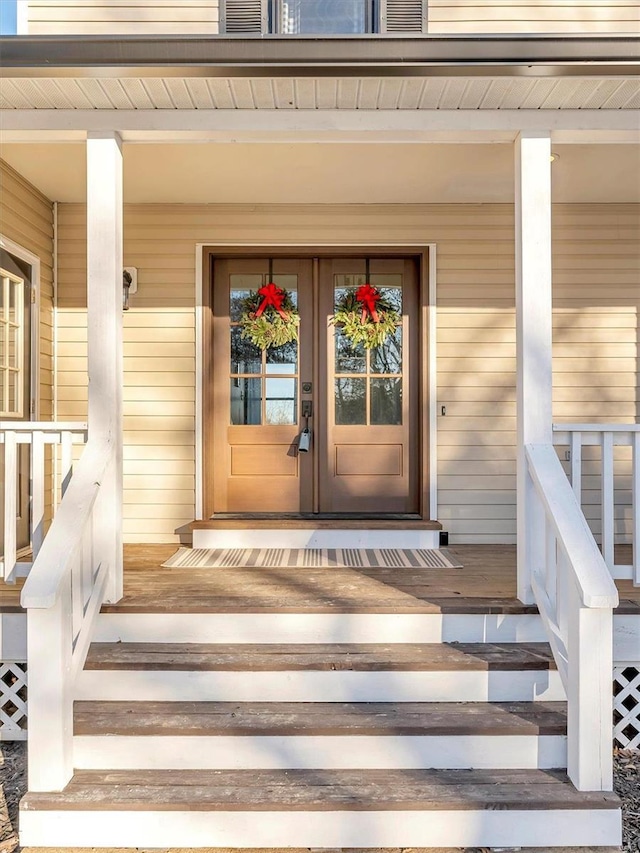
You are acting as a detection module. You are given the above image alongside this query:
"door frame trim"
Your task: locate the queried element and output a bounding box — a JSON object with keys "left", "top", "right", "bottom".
{"left": 196, "top": 243, "right": 437, "bottom": 521}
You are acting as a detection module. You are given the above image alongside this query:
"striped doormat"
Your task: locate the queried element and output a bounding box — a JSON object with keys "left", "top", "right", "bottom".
{"left": 162, "top": 547, "right": 462, "bottom": 570}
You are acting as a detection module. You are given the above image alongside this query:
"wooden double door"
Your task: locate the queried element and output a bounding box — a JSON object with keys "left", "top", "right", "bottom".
{"left": 208, "top": 255, "right": 421, "bottom": 515}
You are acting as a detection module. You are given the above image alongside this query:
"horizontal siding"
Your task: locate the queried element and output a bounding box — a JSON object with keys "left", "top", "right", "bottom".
{"left": 55, "top": 202, "right": 639, "bottom": 544}
{"left": 27, "top": 0, "right": 219, "bottom": 35}
{"left": 429, "top": 0, "right": 640, "bottom": 33}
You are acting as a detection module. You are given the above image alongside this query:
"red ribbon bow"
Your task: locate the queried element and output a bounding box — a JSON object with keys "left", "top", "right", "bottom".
{"left": 255, "top": 283, "right": 288, "bottom": 320}
{"left": 356, "top": 284, "right": 381, "bottom": 324}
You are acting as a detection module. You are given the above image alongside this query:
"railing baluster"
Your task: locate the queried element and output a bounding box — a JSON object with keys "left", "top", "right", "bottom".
{"left": 570, "top": 430, "right": 582, "bottom": 500}
{"left": 61, "top": 430, "right": 73, "bottom": 501}
{"left": 31, "top": 430, "right": 46, "bottom": 559}
{"left": 3, "top": 431, "right": 17, "bottom": 583}
{"left": 633, "top": 431, "right": 640, "bottom": 586}
{"left": 601, "top": 431, "right": 615, "bottom": 570}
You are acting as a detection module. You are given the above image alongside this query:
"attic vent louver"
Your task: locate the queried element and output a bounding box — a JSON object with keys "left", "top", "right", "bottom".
{"left": 381, "top": 0, "right": 427, "bottom": 32}
{"left": 221, "top": 0, "right": 268, "bottom": 33}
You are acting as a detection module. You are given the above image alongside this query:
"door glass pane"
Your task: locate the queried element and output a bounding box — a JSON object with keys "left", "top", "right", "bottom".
{"left": 281, "top": 0, "right": 368, "bottom": 34}
{"left": 230, "top": 274, "right": 264, "bottom": 321}
{"left": 371, "top": 327, "right": 402, "bottom": 375}
{"left": 230, "top": 326, "right": 262, "bottom": 374}
{"left": 335, "top": 328, "right": 366, "bottom": 374}
{"left": 266, "top": 378, "right": 297, "bottom": 425}
{"left": 370, "top": 377, "right": 402, "bottom": 425}
{"left": 266, "top": 340, "right": 297, "bottom": 374}
{"left": 231, "top": 378, "right": 262, "bottom": 425}
{"left": 369, "top": 275, "right": 403, "bottom": 313}
{"left": 271, "top": 275, "right": 298, "bottom": 309}
{"left": 335, "top": 377, "right": 366, "bottom": 425}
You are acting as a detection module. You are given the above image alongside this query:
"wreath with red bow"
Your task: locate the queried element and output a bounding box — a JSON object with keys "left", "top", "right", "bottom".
{"left": 331, "top": 284, "right": 401, "bottom": 350}
{"left": 239, "top": 283, "right": 300, "bottom": 350}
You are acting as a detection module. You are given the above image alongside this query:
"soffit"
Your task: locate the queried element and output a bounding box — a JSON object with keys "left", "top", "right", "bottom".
{"left": 1, "top": 75, "right": 639, "bottom": 110}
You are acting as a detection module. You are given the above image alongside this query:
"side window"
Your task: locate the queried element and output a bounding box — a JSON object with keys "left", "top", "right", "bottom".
{"left": 0, "top": 269, "right": 26, "bottom": 418}
{"left": 220, "top": 0, "right": 427, "bottom": 34}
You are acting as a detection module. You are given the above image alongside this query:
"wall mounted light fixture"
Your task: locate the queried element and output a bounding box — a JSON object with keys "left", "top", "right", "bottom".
{"left": 122, "top": 267, "right": 138, "bottom": 311}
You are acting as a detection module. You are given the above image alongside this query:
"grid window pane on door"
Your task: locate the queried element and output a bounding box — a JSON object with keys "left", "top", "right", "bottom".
{"left": 229, "top": 273, "right": 299, "bottom": 426}
{"left": 333, "top": 273, "right": 403, "bottom": 426}
{"left": 0, "top": 269, "right": 24, "bottom": 418}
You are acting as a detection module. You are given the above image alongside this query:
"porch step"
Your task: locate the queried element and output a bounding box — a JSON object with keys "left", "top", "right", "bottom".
{"left": 72, "top": 699, "right": 568, "bottom": 770}
{"left": 19, "top": 768, "right": 621, "bottom": 848}
{"left": 191, "top": 521, "right": 441, "bottom": 550}
{"left": 77, "top": 641, "right": 564, "bottom": 702}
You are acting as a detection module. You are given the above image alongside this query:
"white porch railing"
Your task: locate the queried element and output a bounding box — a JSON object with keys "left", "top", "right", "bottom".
{"left": 20, "top": 436, "right": 116, "bottom": 790}
{"left": 553, "top": 425, "right": 640, "bottom": 585}
{"left": 526, "top": 443, "right": 619, "bottom": 792}
{"left": 0, "top": 422, "right": 88, "bottom": 583}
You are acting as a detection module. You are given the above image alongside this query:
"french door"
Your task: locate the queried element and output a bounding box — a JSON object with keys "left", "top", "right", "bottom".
{"left": 208, "top": 254, "right": 420, "bottom": 515}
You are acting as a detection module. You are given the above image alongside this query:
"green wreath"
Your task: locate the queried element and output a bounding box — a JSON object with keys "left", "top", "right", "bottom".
{"left": 331, "top": 284, "right": 401, "bottom": 350}
{"left": 239, "top": 284, "right": 300, "bottom": 350}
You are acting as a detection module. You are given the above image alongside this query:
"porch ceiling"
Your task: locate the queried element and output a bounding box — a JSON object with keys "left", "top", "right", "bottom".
{"left": 1, "top": 75, "right": 639, "bottom": 111}
{"left": 1, "top": 141, "right": 639, "bottom": 204}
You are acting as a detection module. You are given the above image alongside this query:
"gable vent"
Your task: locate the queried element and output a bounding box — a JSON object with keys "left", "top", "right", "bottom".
{"left": 381, "top": 0, "right": 427, "bottom": 33}
{"left": 221, "top": 0, "right": 268, "bottom": 33}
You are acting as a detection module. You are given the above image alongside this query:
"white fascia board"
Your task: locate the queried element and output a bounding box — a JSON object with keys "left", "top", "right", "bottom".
{"left": 0, "top": 109, "right": 638, "bottom": 144}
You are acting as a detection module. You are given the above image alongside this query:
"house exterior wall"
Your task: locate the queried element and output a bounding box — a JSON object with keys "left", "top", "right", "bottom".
{"left": 53, "top": 202, "right": 640, "bottom": 544}
{"left": 24, "top": 0, "right": 640, "bottom": 35}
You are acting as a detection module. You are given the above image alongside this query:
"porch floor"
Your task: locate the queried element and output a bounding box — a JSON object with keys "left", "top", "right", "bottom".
{"left": 4, "top": 544, "right": 636, "bottom": 614}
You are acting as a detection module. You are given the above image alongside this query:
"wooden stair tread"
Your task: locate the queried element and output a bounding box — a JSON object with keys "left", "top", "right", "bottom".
{"left": 21, "top": 768, "right": 619, "bottom": 812}
{"left": 84, "top": 642, "right": 556, "bottom": 672}
{"left": 74, "top": 700, "right": 567, "bottom": 736}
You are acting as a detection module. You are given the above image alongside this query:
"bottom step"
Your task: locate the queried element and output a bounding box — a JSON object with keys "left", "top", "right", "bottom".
{"left": 21, "top": 768, "right": 621, "bottom": 848}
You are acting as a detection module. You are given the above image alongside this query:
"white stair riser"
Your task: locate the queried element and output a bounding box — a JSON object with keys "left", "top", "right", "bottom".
{"left": 74, "top": 733, "right": 567, "bottom": 771}
{"left": 77, "top": 670, "right": 565, "bottom": 702}
{"left": 192, "top": 529, "right": 441, "bottom": 550}
{"left": 94, "top": 612, "right": 548, "bottom": 644}
{"left": 19, "top": 807, "right": 622, "bottom": 849}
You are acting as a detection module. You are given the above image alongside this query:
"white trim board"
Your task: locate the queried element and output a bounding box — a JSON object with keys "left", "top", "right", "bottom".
{"left": 2, "top": 109, "right": 639, "bottom": 140}
{"left": 93, "top": 611, "right": 549, "bottom": 645}
{"left": 19, "top": 807, "right": 622, "bottom": 849}
{"left": 73, "top": 733, "right": 567, "bottom": 771}
{"left": 194, "top": 243, "right": 438, "bottom": 524}
{"left": 76, "top": 669, "right": 566, "bottom": 703}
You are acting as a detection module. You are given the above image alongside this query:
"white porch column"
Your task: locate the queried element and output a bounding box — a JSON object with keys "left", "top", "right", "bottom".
{"left": 515, "top": 131, "right": 553, "bottom": 604}
{"left": 87, "top": 132, "right": 123, "bottom": 602}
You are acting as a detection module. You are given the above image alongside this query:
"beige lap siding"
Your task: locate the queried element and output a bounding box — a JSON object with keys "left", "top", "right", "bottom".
{"left": 25, "top": 0, "right": 640, "bottom": 35}
{"left": 26, "top": 0, "right": 219, "bottom": 35}
{"left": 54, "top": 202, "right": 639, "bottom": 544}
{"left": 429, "top": 1, "right": 640, "bottom": 34}
{"left": 0, "top": 159, "right": 55, "bottom": 525}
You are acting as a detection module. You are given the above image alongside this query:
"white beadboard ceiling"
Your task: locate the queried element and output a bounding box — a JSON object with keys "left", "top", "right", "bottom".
{"left": 1, "top": 76, "right": 639, "bottom": 110}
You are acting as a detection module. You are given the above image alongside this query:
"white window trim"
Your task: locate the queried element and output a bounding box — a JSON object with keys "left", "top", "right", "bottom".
{"left": 16, "top": 0, "right": 29, "bottom": 35}
{"left": 0, "top": 234, "right": 41, "bottom": 420}
{"left": 194, "top": 241, "right": 438, "bottom": 521}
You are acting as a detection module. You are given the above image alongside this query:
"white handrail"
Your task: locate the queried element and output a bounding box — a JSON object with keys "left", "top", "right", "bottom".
{"left": 554, "top": 424, "right": 640, "bottom": 585}
{"left": 20, "top": 435, "right": 115, "bottom": 792}
{"left": 526, "top": 443, "right": 618, "bottom": 792}
{"left": 1, "top": 422, "right": 88, "bottom": 582}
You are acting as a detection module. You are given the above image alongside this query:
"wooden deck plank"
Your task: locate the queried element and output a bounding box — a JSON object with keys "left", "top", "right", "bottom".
{"left": 74, "top": 699, "right": 567, "bottom": 736}
{"left": 4, "top": 544, "right": 638, "bottom": 615}
{"left": 21, "top": 768, "right": 620, "bottom": 812}
{"left": 84, "top": 641, "right": 557, "bottom": 671}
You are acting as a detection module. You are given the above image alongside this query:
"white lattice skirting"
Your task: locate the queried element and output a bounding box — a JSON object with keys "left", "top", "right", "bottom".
{"left": 0, "top": 663, "right": 27, "bottom": 740}
{"left": 614, "top": 666, "right": 640, "bottom": 749}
